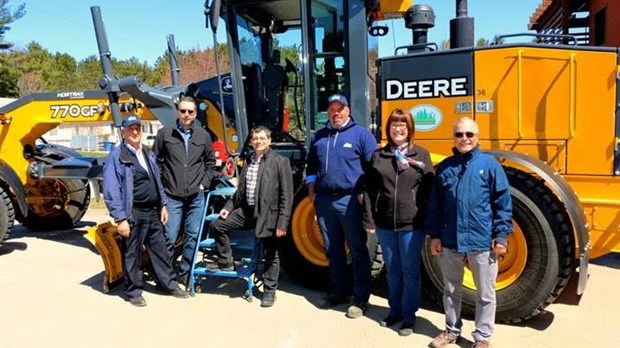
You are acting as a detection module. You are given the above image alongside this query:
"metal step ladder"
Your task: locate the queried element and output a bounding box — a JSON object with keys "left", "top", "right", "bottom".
{"left": 188, "top": 180, "right": 261, "bottom": 301}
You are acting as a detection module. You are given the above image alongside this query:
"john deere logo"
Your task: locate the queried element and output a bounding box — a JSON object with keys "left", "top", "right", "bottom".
{"left": 221, "top": 77, "right": 233, "bottom": 94}
{"left": 411, "top": 104, "right": 442, "bottom": 131}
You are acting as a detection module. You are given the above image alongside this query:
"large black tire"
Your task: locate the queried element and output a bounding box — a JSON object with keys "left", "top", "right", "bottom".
{"left": 20, "top": 178, "right": 91, "bottom": 231}
{"left": 421, "top": 167, "right": 575, "bottom": 323}
{"left": 282, "top": 192, "right": 383, "bottom": 290}
{"left": 0, "top": 186, "right": 16, "bottom": 244}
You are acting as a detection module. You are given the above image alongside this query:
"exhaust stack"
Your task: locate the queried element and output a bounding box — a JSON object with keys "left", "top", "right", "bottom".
{"left": 450, "top": 0, "right": 474, "bottom": 48}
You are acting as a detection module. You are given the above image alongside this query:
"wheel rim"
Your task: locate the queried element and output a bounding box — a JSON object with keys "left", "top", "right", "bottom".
{"left": 463, "top": 222, "right": 528, "bottom": 291}
{"left": 291, "top": 197, "right": 328, "bottom": 266}
{"left": 26, "top": 179, "right": 69, "bottom": 218}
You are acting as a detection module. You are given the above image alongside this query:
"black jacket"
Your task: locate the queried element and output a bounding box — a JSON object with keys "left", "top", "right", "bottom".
{"left": 153, "top": 122, "right": 216, "bottom": 198}
{"left": 363, "top": 143, "right": 434, "bottom": 231}
{"left": 224, "top": 149, "right": 293, "bottom": 238}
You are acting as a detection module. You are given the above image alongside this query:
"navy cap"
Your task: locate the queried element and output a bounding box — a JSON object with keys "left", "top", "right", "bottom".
{"left": 327, "top": 94, "right": 348, "bottom": 107}
{"left": 121, "top": 114, "right": 141, "bottom": 128}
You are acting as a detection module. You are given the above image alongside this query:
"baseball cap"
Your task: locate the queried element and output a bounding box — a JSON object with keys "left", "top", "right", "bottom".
{"left": 327, "top": 94, "right": 348, "bottom": 107}
{"left": 121, "top": 114, "right": 142, "bottom": 128}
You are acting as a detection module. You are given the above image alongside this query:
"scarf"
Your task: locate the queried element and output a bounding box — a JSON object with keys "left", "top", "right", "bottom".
{"left": 394, "top": 143, "right": 426, "bottom": 172}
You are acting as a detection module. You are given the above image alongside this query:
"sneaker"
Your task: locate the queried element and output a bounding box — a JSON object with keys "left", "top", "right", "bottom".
{"left": 380, "top": 315, "right": 402, "bottom": 327}
{"left": 345, "top": 301, "right": 369, "bottom": 319}
{"left": 206, "top": 261, "right": 235, "bottom": 272}
{"left": 318, "top": 294, "right": 349, "bottom": 309}
{"left": 129, "top": 295, "right": 147, "bottom": 307}
{"left": 398, "top": 322, "right": 415, "bottom": 336}
{"left": 167, "top": 286, "right": 190, "bottom": 299}
{"left": 428, "top": 331, "right": 460, "bottom": 348}
{"left": 471, "top": 340, "right": 490, "bottom": 348}
{"left": 261, "top": 292, "right": 276, "bottom": 307}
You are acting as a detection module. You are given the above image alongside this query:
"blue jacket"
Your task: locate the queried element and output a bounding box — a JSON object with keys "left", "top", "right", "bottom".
{"left": 102, "top": 142, "right": 168, "bottom": 223}
{"left": 306, "top": 116, "right": 377, "bottom": 194}
{"left": 425, "top": 145, "right": 513, "bottom": 252}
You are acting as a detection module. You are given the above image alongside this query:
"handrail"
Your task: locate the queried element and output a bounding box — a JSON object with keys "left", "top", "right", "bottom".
{"left": 494, "top": 33, "right": 578, "bottom": 45}
{"left": 517, "top": 49, "right": 524, "bottom": 138}
{"left": 569, "top": 53, "right": 576, "bottom": 138}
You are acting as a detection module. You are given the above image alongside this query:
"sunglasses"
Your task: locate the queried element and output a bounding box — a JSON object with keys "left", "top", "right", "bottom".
{"left": 179, "top": 109, "right": 195, "bottom": 115}
{"left": 454, "top": 131, "right": 477, "bottom": 139}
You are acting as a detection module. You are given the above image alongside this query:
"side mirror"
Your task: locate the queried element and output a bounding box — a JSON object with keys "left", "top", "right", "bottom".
{"left": 205, "top": 0, "right": 222, "bottom": 33}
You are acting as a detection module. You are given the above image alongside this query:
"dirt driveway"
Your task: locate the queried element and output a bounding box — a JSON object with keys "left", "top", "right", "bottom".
{"left": 1, "top": 208, "right": 619, "bottom": 348}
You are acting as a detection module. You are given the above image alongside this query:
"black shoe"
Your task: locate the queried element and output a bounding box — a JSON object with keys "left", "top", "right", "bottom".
{"left": 129, "top": 295, "right": 147, "bottom": 307}
{"left": 380, "top": 315, "right": 403, "bottom": 327}
{"left": 398, "top": 322, "right": 415, "bottom": 336}
{"left": 206, "top": 261, "right": 235, "bottom": 272}
{"left": 178, "top": 275, "right": 189, "bottom": 289}
{"left": 261, "top": 292, "right": 276, "bottom": 307}
{"left": 167, "top": 286, "right": 190, "bottom": 299}
{"left": 318, "top": 294, "right": 349, "bottom": 309}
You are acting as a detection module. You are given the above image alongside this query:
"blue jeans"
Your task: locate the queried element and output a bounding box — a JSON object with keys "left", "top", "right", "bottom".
{"left": 376, "top": 228, "right": 424, "bottom": 323}
{"left": 163, "top": 191, "right": 206, "bottom": 277}
{"left": 314, "top": 193, "right": 371, "bottom": 303}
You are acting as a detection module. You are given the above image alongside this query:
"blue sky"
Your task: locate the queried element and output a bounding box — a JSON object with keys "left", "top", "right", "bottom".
{"left": 7, "top": 0, "right": 542, "bottom": 65}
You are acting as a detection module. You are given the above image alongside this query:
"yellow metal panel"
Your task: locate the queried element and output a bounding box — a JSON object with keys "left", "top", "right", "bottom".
{"left": 379, "top": 0, "right": 412, "bottom": 16}
{"left": 474, "top": 47, "right": 616, "bottom": 175}
{"left": 565, "top": 175, "right": 620, "bottom": 258}
{"left": 474, "top": 47, "right": 573, "bottom": 140}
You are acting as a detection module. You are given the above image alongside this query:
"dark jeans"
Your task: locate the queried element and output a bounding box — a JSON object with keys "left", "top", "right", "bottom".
{"left": 122, "top": 208, "right": 177, "bottom": 299}
{"left": 163, "top": 191, "right": 206, "bottom": 277}
{"left": 314, "top": 193, "right": 371, "bottom": 303}
{"left": 376, "top": 228, "right": 424, "bottom": 323}
{"left": 210, "top": 206, "right": 281, "bottom": 293}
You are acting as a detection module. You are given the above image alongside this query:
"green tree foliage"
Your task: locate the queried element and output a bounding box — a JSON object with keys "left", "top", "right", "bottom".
{"left": 0, "top": 0, "right": 25, "bottom": 48}
{"left": 0, "top": 0, "right": 25, "bottom": 97}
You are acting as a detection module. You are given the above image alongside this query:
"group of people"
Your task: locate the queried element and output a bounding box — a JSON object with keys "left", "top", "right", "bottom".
{"left": 102, "top": 92, "right": 513, "bottom": 348}
{"left": 307, "top": 94, "right": 513, "bottom": 348}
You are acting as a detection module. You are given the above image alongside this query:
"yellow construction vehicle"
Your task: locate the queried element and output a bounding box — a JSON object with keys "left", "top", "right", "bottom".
{"left": 181, "top": 0, "right": 618, "bottom": 323}
{"left": 4, "top": 0, "right": 618, "bottom": 324}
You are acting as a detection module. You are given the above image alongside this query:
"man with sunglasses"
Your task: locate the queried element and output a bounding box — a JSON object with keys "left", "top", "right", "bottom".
{"left": 426, "top": 117, "right": 513, "bottom": 348}
{"left": 153, "top": 96, "right": 217, "bottom": 288}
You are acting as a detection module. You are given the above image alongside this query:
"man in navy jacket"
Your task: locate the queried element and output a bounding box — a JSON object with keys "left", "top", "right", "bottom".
{"left": 426, "top": 117, "right": 513, "bottom": 348}
{"left": 306, "top": 94, "right": 377, "bottom": 319}
{"left": 103, "top": 114, "right": 189, "bottom": 307}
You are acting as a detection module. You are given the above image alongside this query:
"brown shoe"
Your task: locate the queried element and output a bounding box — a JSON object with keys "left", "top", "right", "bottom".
{"left": 428, "top": 331, "right": 460, "bottom": 348}
{"left": 471, "top": 340, "right": 490, "bottom": 348}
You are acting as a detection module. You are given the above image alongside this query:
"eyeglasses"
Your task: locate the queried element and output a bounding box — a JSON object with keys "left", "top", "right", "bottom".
{"left": 390, "top": 123, "right": 407, "bottom": 129}
{"left": 179, "top": 109, "right": 196, "bottom": 115}
{"left": 454, "top": 131, "right": 477, "bottom": 138}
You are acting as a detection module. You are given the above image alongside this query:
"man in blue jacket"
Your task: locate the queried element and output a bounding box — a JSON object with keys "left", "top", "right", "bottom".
{"left": 306, "top": 94, "right": 377, "bottom": 319}
{"left": 103, "top": 114, "right": 189, "bottom": 307}
{"left": 426, "top": 117, "right": 513, "bottom": 348}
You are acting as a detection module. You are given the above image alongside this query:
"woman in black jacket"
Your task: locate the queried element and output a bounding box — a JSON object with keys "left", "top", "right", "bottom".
{"left": 363, "top": 108, "right": 434, "bottom": 336}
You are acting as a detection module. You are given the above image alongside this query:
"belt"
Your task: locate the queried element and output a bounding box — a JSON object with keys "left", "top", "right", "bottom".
{"left": 133, "top": 203, "right": 159, "bottom": 210}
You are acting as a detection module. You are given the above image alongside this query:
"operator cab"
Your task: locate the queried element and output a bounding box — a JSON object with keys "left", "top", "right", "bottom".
{"left": 215, "top": 0, "right": 376, "bottom": 164}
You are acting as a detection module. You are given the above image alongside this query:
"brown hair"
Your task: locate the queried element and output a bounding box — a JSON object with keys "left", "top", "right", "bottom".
{"left": 385, "top": 108, "right": 415, "bottom": 149}
{"left": 177, "top": 95, "right": 197, "bottom": 110}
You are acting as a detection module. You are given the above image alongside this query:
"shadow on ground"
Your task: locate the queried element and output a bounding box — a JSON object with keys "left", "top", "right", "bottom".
{"left": 6, "top": 220, "right": 99, "bottom": 254}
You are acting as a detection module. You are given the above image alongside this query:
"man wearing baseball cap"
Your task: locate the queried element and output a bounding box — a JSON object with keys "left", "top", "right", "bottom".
{"left": 103, "top": 114, "right": 189, "bottom": 306}
{"left": 306, "top": 93, "right": 378, "bottom": 318}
